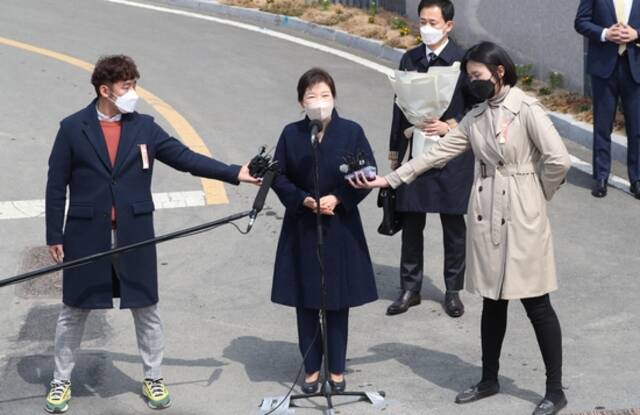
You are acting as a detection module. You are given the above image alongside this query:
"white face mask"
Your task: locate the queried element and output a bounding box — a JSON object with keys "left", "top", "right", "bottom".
{"left": 304, "top": 100, "right": 334, "bottom": 121}
{"left": 109, "top": 88, "right": 139, "bottom": 114}
{"left": 420, "top": 24, "right": 445, "bottom": 46}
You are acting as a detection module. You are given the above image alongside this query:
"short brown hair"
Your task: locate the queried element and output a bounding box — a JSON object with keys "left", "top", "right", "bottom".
{"left": 91, "top": 55, "right": 140, "bottom": 96}
{"left": 296, "top": 68, "right": 336, "bottom": 102}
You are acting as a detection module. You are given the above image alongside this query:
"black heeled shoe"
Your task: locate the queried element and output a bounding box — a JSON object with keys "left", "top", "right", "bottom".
{"left": 455, "top": 381, "right": 500, "bottom": 404}
{"left": 301, "top": 376, "right": 320, "bottom": 394}
{"left": 329, "top": 378, "right": 346, "bottom": 393}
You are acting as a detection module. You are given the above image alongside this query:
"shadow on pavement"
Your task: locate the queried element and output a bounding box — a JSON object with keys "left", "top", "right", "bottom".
{"left": 347, "top": 342, "right": 542, "bottom": 405}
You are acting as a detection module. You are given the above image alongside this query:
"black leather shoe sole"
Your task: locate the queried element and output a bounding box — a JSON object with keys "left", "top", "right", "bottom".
{"left": 631, "top": 182, "right": 640, "bottom": 199}
{"left": 386, "top": 296, "right": 421, "bottom": 316}
{"left": 455, "top": 382, "right": 500, "bottom": 404}
{"left": 532, "top": 395, "right": 567, "bottom": 415}
{"left": 591, "top": 181, "right": 608, "bottom": 198}
{"left": 444, "top": 294, "right": 465, "bottom": 318}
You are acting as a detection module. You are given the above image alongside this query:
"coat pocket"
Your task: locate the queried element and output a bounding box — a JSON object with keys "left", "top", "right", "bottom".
{"left": 67, "top": 205, "right": 94, "bottom": 219}
{"left": 131, "top": 200, "right": 155, "bottom": 215}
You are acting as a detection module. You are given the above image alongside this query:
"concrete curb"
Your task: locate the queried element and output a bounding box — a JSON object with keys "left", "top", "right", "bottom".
{"left": 158, "top": 0, "right": 405, "bottom": 62}
{"left": 152, "top": 0, "right": 629, "bottom": 165}
{"left": 549, "top": 111, "right": 628, "bottom": 164}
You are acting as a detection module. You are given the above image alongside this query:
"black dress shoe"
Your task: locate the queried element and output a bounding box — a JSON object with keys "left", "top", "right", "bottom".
{"left": 455, "top": 381, "right": 500, "bottom": 404}
{"left": 444, "top": 291, "right": 465, "bottom": 318}
{"left": 329, "top": 378, "right": 346, "bottom": 393}
{"left": 302, "top": 377, "right": 319, "bottom": 394}
{"left": 532, "top": 394, "right": 567, "bottom": 415}
{"left": 386, "top": 290, "right": 421, "bottom": 315}
{"left": 591, "top": 179, "right": 608, "bottom": 198}
{"left": 630, "top": 181, "right": 640, "bottom": 200}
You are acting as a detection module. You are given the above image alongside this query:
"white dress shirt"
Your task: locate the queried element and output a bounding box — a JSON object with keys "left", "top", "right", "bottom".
{"left": 97, "top": 106, "right": 122, "bottom": 122}
{"left": 426, "top": 38, "right": 450, "bottom": 60}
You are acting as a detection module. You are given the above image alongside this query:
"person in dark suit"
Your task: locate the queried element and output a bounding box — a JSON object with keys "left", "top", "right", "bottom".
{"left": 44, "top": 55, "right": 257, "bottom": 413}
{"left": 387, "top": 0, "right": 478, "bottom": 317}
{"left": 271, "top": 68, "right": 378, "bottom": 394}
{"left": 575, "top": 0, "right": 640, "bottom": 199}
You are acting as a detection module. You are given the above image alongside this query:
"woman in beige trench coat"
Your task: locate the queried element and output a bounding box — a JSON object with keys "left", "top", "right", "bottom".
{"left": 352, "top": 42, "right": 571, "bottom": 415}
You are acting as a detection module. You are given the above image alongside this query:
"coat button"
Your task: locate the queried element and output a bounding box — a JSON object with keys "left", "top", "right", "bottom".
{"left": 112, "top": 180, "right": 116, "bottom": 185}
{"left": 477, "top": 215, "right": 483, "bottom": 221}
{"left": 103, "top": 213, "right": 109, "bottom": 218}
{"left": 479, "top": 186, "right": 483, "bottom": 192}
{"left": 501, "top": 218, "right": 506, "bottom": 225}
{"left": 498, "top": 161, "right": 505, "bottom": 167}
{"left": 502, "top": 190, "right": 506, "bottom": 195}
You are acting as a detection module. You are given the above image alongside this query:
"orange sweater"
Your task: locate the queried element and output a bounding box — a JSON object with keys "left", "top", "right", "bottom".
{"left": 100, "top": 120, "right": 122, "bottom": 223}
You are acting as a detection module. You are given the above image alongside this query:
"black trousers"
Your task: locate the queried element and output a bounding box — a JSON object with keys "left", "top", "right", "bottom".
{"left": 481, "top": 295, "right": 563, "bottom": 394}
{"left": 400, "top": 212, "right": 466, "bottom": 293}
{"left": 296, "top": 308, "right": 349, "bottom": 374}
{"left": 591, "top": 53, "right": 640, "bottom": 183}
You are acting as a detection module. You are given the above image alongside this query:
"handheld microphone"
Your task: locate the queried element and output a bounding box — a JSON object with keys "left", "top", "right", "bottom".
{"left": 309, "top": 119, "right": 323, "bottom": 146}
{"left": 247, "top": 169, "right": 276, "bottom": 232}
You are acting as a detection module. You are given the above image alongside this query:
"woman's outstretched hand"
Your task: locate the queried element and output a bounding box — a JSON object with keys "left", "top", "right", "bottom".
{"left": 348, "top": 172, "right": 390, "bottom": 189}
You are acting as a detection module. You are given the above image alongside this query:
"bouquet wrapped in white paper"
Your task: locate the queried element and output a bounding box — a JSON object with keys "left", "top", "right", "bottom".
{"left": 388, "top": 62, "right": 461, "bottom": 158}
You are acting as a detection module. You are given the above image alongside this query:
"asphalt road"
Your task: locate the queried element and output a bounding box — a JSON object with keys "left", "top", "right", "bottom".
{"left": 0, "top": 1, "right": 638, "bottom": 414}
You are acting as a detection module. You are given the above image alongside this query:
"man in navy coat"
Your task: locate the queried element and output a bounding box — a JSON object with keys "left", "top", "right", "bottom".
{"left": 44, "top": 55, "right": 257, "bottom": 413}
{"left": 575, "top": 0, "right": 640, "bottom": 199}
{"left": 387, "top": 0, "right": 478, "bottom": 317}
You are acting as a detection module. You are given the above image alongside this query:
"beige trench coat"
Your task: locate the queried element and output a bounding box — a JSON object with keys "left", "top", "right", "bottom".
{"left": 386, "top": 87, "right": 571, "bottom": 300}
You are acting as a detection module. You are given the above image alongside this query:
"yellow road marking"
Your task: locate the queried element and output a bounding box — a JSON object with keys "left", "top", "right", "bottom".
{"left": 0, "top": 36, "right": 229, "bottom": 205}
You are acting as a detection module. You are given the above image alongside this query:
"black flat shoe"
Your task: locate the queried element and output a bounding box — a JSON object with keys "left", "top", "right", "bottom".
{"left": 591, "top": 179, "right": 608, "bottom": 198}
{"left": 444, "top": 291, "right": 464, "bottom": 318}
{"left": 532, "top": 394, "right": 567, "bottom": 415}
{"left": 630, "top": 181, "right": 640, "bottom": 200}
{"left": 301, "top": 377, "right": 319, "bottom": 394}
{"left": 455, "top": 381, "right": 500, "bottom": 404}
{"left": 386, "top": 290, "right": 421, "bottom": 315}
{"left": 329, "top": 379, "right": 346, "bottom": 393}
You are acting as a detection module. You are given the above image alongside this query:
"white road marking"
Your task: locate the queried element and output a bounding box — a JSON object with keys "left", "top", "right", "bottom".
{"left": 0, "top": 191, "right": 206, "bottom": 220}
{"left": 105, "top": 0, "right": 395, "bottom": 76}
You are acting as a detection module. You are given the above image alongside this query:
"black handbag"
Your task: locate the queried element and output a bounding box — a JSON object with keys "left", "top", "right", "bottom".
{"left": 377, "top": 188, "right": 403, "bottom": 236}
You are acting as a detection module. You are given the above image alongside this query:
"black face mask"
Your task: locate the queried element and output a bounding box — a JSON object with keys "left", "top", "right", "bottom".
{"left": 470, "top": 79, "right": 497, "bottom": 101}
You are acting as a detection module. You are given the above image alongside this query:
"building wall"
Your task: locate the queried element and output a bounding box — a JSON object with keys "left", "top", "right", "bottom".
{"left": 404, "top": 0, "right": 586, "bottom": 92}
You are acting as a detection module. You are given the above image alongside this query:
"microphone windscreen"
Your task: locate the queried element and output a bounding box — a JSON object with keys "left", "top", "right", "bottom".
{"left": 309, "top": 119, "right": 323, "bottom": 133}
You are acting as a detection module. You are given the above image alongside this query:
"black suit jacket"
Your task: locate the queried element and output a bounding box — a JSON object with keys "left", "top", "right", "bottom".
{"left": 389, "top": 41, "right": 478, "bottom": 214}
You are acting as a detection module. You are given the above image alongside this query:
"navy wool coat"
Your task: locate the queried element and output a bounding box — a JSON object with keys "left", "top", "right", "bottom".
{"left": 46, "top": 100, "right": 241, "bottom": 309}
{"left": 270, "top": 112, "right": 378, "bottom": 310}
{"left": 390, "top": 41, "right": 479, "bottom": 214}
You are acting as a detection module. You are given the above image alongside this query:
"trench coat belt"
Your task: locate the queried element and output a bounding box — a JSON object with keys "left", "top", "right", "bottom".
{"left": 480, "top": 161, "right": 537, "bottom": 245}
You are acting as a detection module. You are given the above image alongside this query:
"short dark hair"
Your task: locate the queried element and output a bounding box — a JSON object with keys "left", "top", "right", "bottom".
{"left": 91, "top": 55, "right": 140, "bottom": 96}
{"left": 418, "top": 0, "right": 454, "bottom": 21}
{"left": 461, "top": 42, "right": 518, "bottom": 87}
{"left": 297, "top": 68, "right": 337, "bottom": 102}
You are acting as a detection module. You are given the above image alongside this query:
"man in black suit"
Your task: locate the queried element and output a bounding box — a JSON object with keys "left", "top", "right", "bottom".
{"left": 387, "top": 0, "right": 478, "bottom": 317}
{"left": 575, "top": 0, "right": 640, "bottom": 199}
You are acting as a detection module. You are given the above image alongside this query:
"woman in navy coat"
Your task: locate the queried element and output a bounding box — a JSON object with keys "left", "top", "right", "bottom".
{"left": 271, "top": 68, "right": 378, "bottom": 393}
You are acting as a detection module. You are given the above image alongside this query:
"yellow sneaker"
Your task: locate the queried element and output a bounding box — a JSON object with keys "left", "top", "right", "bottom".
{"left": 45, "top": 380, "right": 71, "bottom": 413}
{"left": 142, "top": 378, "right": 171, "bottom": 409}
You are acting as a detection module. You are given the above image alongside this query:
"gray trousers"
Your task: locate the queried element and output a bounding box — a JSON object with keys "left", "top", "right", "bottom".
{"left": 53, "top": 230, "right": 165, "bottom": 381}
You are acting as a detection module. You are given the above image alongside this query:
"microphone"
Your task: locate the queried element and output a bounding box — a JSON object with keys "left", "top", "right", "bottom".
{"left": 309, "top": 119, "right": 323, "bottom": 146}
{"left": 247, "top": 169, "right": 276, "bottom": 232}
